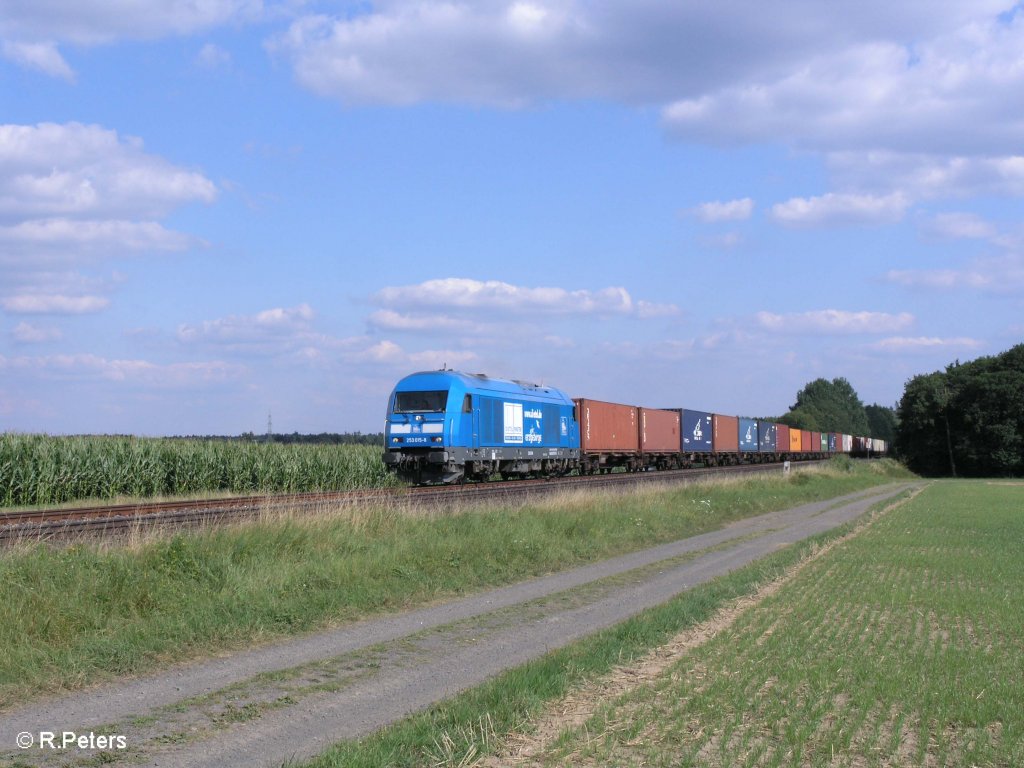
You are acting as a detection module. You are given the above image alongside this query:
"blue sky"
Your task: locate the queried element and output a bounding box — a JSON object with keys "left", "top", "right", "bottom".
{"left": 1, "top": 1, "right": 1022, "bottom": 436}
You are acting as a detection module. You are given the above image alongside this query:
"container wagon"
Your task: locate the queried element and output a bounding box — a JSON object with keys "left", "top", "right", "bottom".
{"left": 576, "top": 398, "right": 640, "bottom": 473}
{"left": 639, "top": 408, "right": 681, "bottom": 469}
{"left": 738, "top": 417, "right": 759, "bottom": 459}
{"left": 713, "top": 414, "right": 739, "bottom": 464}
{"left": 789, "top": 427, "right": 802, "bottom": 453}
{"left": 681, "top": 409, "right": 714, "bottom": 464}
{"left": 777, "top": 424, "right": 791, "bottom": 454}
{"left": 758, "top": 421, "right": 778, "bottom": 458}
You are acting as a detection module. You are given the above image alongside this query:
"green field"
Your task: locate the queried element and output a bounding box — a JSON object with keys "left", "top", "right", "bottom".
{"left": 0, "top": 434, "right": 395, "bottom": 507}
{"left": 519, "top": 480, "right": 1024, "bottom": 767}
{"left": 0, "top": 460, "right": 907, "bottom": 708}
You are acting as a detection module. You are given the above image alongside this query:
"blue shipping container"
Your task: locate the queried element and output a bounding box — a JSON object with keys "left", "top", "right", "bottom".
{"left": 829, "top": 433, "right": 837, "bottom": 452}
{"left": 738, "top": 418, "right": 759, "bottom": 452}
{"left": 758, "top": 421, "right": 777, "bottom": 453}
{"left": 681, "top": 409, "right": 713, "bottom": 453}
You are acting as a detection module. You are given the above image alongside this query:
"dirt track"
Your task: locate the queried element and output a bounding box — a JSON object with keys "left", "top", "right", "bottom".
{"left": 0, "top": 482, "right": 918, "bottom": 768}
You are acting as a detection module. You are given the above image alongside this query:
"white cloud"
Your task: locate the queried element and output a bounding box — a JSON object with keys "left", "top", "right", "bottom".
{"left": 636, "top": 300, "right": 681, "bottom": 319}
{"left": 825, "top": 151, "right": 1024, "bottom": 200}
{"left": 689, "top": 197, "right": 753, "bottom": 223}
{"left": 659, "top": 11, "right": 1024, "bottom": 206}
{"left": 924, "top": 212, "right": 997, "bottom": 240}
{"left": 195, "top": 42, "right": 231, "bottom": 70}
{"left": 885, "top": 253, "right": 1024, "bottom": 293}
{"left": 543, "top": 334, "right": 575, "bottom": 349}
{"left": 885, "top": 268, "right": 989, "bottom": 290}
{"left": 11, "top": 321, "right": 61, "bottom": 343}
{"left": 367, "top": 309, "right": 469, "bottom": 333}
{"left": 0, "top": 219, "right": 196, "bottom": 261}
{"left": 374, "top": 277, "right": 677, "bottom": 318}
{"left": 0, "top": 123, "right": 217, "bottom": 220}
{"left": 771, "top": 192, "right": 909, "bottom": 227}
{"left": 756, "top": 309, "right": 915, "bottom": 334}
{"left": 869, "top": 336, "right": 983, "bottom": 352}
{"left": 599, "top": 338, "right": 695, "bottom": 362}
{"left": 271, "top": 2, "right": 1008, "bottom": 107}
{"left": 176, "top": 304, "right": 485, "bottom": 373}
{"left": 1, "top": 39, "right": 74, "bottom": 80}
{"left": 177, "top": 304, "right": 317, "bottom": 352}
{"left": 0, "top": 352, "right": 245, "bottom": 386}
{"left": 662, "top": 14, "right": 1024, "bottom": 157}
{"left": 271, "top": 3, "right": 1024, "bottom": 221}
{"left": 355, "top": 340, "right": 477, "bottom": 368}
{"left": 1, "top": 294, "right": 110, "bottom": 314}
{"left": 0, "top": 1, "right": 262, "bottom": 79}
{"left": 0, "top": 122, "right": 216, "bottom": 314}
{"left": 1, "top": 0, "right": 262, "bottom": 44}
{"left": 699, "top": 232, "right": 743, "bottom": 249}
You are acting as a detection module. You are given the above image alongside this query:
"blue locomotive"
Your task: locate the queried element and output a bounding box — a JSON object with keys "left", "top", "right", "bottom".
{"left": 382, "top": 370, "right": 579, "bottom": 484}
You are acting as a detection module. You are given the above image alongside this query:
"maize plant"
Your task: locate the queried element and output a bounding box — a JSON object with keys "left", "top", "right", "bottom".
{"left": 0, "top": 434, "right": 395, "bottom": 508}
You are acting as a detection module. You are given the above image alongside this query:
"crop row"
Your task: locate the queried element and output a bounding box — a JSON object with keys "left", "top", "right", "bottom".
{"left": 0, "top": 434, "right": 394, "bottom": 507}
{"left": 540, "top": 481, "right": 1021, "bottom": 767}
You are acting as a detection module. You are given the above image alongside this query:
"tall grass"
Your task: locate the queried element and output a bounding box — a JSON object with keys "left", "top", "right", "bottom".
{"left": 0, "top": 434, "right": 394, "bottom": 507}
{"left": 0, "top": 460, "right": 911, "bottom": 706}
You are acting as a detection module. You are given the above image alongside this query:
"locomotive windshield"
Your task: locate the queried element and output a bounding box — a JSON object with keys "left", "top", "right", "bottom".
{"left": 394, "top": 390, "right": 448, "bottom": 413}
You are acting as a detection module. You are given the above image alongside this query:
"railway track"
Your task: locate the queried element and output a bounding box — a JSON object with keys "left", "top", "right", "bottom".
{"left": 0, "top": 460, "right": 824, "bottom": 544}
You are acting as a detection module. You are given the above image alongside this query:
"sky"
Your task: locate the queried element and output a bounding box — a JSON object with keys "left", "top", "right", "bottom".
{"left": 1, "top": 1, "right": 1023, "bottom": 436}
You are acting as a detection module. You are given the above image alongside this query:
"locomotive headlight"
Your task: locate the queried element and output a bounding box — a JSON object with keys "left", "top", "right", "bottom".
{"left": 432, "top": 437, "right": 443, "bottom": 443}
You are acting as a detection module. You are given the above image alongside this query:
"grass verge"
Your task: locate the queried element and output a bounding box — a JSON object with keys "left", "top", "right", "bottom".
{"left": 0, "top": 459, "right": 910, "bottom": 708}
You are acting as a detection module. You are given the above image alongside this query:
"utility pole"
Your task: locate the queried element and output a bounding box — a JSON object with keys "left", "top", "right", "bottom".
{"left": 267, "top": 411, "right": 273, "bottom": 440}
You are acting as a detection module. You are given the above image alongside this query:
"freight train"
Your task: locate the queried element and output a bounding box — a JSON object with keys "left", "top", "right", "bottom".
{"left": 381, "top": 370, "right": 887, "bottom": 485}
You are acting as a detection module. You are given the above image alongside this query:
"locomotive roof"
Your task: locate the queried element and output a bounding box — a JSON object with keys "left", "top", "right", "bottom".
{"left": 394, "top": 370, "right": 573, "bottom": 404}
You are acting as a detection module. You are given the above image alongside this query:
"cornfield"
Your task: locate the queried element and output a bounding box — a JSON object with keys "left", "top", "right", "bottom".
{"left": 0, "top": 434, "right": 396, "bottom": 507}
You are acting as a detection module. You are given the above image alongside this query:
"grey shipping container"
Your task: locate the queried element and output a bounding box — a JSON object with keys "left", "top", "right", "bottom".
{"left": 758, "top": 421, "right": 778, "bottom": 453}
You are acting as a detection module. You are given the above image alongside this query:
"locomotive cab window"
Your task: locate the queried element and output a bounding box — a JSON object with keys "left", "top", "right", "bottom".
{"left": 462, "top": 394, "right": 472, "bottom": 413}
{"left": 394, "top": 390, "right": 448, "bottom": 413}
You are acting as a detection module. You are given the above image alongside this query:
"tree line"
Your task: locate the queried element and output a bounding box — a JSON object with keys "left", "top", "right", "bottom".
{"left": 769, "top": 377, "right": 897, "bottom": 445}
{"left": 896, "top": 344, "right": 1023, "bottom": 477}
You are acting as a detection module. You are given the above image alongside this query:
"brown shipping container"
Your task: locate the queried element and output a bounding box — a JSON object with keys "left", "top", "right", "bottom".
{"left": 639, "top": 408, "right": 680, "bottom": 453}
{"left": 776, "top": 424, "right": 790, "bottom": 452}
{"left": 789, "top": 428, "right": 801, "bottom": 452}
{"left": 713, "top": 414, "right": 739, "bottom": 453}
{"left": 801, "top": 429, "right": 812, "bottom": 452}
{"left": 812, "top": 432, "right": 822, "bottom": 452}
{"left": 575, "top": 398, "right": 639, "bottom": 453}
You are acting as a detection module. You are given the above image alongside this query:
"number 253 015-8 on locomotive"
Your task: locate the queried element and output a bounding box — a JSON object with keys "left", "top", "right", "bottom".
{"left": 381, "top": 370, "right": 579, "bottom": 484}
